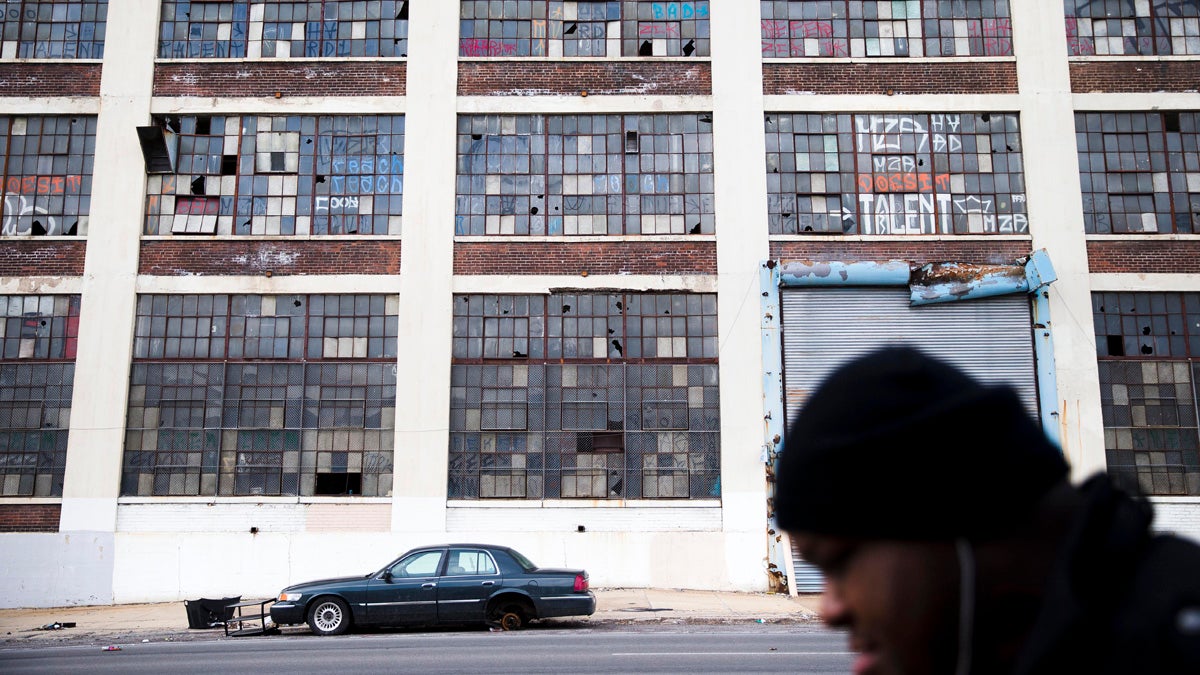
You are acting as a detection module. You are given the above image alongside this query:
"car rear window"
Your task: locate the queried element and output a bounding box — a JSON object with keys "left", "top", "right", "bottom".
{"left": 508, "top": 549, "right": 537, "bottom": 571}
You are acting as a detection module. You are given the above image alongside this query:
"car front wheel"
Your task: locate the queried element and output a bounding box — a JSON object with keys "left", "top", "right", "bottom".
{"left": 307, "top": 597, "right": 351, "bottom": 636}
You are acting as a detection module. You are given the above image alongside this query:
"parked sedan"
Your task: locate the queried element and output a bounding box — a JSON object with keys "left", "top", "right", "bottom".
{"left": 270, "top": 543, "right": 596, "bottom": 635}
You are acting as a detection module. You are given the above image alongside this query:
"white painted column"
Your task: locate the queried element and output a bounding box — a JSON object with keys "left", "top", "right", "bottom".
{"left": 390, "top": 2, "right": 459, "bottom": 531}
{"left": 710, "top": 2, "right": 771, "bottom": 589}
{"left": 59, "top": 0, "right": 161, "bottom": 532}
{"left": 1010, "top": 4, "right": 1106, "bottom": 476}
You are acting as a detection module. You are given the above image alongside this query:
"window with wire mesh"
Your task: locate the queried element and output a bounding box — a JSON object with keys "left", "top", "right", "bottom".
{"left": 455, "top": 113, "right": 714, "bottom": 236}
{"left": 449, "top": 292, "right": 719, "bottom": 501}
{"left": 1093, "top": 292, "right": 1200, "bottom": 496}
{"left": 123, "top": 294, "right": 397, "bottom": 497}
{"left": 1075, "top": 112, "right": 1200, "bottom": 234}
{"left": 760, "top": 0, "right": 1012, "bottom": 58}
{"left": 765, "top": 112, "right": 1027, "bottom": 235}
{"left": 158, "top": 0, "right": 409, "bottom": 58}
{"left": 0, "top": 295, "right": 78, "bottom": 497}
{"left": 1, "top": 0, "right": 107, "bottom": 58}
{"left": 144, "top": 114, "right": 404, "bottom": 236}
{"left": 459, "top": 1, "right": 708, "bottom": 57}
{"left": 1066, "top": 0, "right": 1200, "bottom": 56}
{"left": 1, "top": 115, "right": 96, "bottom": 237}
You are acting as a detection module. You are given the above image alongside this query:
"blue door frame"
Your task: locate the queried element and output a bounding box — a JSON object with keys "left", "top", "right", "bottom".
{"left": 759, "top": 250, "right": 1059, "bottom": 593}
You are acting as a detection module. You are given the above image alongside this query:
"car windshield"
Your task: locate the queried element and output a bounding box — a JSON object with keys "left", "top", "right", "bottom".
{"left": 508, "top": 548, "right": 537, "bottom": 571}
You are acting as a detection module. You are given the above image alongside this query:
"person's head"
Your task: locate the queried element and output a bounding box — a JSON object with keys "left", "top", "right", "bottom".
{"left": 775, "top": 347, "right": 1070, "bottom": 675}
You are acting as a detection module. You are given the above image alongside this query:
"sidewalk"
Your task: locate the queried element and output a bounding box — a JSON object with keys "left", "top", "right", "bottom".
{"left": 0, "top": 589, "right": 822, "bottom": 648}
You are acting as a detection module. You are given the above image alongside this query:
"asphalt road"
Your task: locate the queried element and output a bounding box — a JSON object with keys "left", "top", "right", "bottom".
{"left": 0, "top": 625, "right": 853, "bottom": 674}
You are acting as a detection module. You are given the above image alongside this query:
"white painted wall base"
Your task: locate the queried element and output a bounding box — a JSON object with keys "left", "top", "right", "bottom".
{"left": 0, "top": 534, "right": 115, "bottom": 608}
{"left": 104, "top": 529, "right": 765, "bottom": 606}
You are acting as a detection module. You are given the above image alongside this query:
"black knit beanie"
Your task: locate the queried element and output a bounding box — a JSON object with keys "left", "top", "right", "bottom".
{"left": 775, "top": 346, "right": 1069, "bottom": 540}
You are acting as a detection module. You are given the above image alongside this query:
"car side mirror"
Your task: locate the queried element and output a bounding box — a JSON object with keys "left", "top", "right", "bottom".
{"left": 382, "top": 570, "right": 393, "bottom": 583}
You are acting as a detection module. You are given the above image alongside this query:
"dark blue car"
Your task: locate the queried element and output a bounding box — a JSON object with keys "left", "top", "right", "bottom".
{"left": 271, "top": 543, "right": 596, "bottom": 635}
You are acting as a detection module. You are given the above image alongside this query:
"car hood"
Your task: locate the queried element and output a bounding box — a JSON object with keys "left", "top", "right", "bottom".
{"left": 283, "top": 574, "right": 373, "bottom": 592}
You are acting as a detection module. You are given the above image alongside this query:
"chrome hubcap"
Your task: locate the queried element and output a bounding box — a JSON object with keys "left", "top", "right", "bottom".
{"left": 314, "top": 603, "right": 342, "bottom": 632}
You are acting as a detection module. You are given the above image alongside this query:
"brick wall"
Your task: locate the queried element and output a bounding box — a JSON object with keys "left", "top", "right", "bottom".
{"left": 458, "top": 61, "right": 711, "bottom": 96}
{"left": 770, "top": 240, "right": 1032, "bottom": 266}
{"left": 139, "top": 240, "right": 401, "bottom": 276}
{"left": 154, "top": 62, "right": 406, "bottom": 98}
{"left": 763, "top": 62, "right": 1018, "bottom": 96}
{"left": 454, "top": 241, "right": 716, "bottom": 275}
{"left": 0, "top": 504, "right": 60, "bottom": 533}
{"left": 0, "top": 241, "right": 86, "bottom": 276}
{"left": 0, "top": 63, "right": 102, "bottom": 98}
{"left": 1086, "top": 240, "right": 1200, "bottom": 274}
{"left": 1071, "top": 61, "right": 1200, "bottom": 94}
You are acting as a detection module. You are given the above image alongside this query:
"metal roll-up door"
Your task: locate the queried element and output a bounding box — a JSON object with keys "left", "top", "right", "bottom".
{"left": 779, "top": 287, "right": 1038, "bottom": 593}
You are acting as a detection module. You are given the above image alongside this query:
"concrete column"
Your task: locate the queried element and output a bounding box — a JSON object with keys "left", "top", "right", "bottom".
{"left": 1010, "top": 4, "right": 1106, "bottom": 476}
{"left": 390, "top": 2, "right": 459, "bottom": 531}
{"left": 710, "top": 2, "right": 771, "bottom": 588}
{"left": 59, "top": 0, "right": 161, "bottom": 532}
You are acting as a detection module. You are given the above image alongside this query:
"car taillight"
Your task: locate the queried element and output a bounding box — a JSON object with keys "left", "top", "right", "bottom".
{"left": 573, "top": 573, "right": 589, "bottom": 592}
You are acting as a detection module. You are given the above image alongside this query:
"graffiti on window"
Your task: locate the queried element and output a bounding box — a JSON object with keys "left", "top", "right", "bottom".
{"left": 761, "top": 0, "right": 1012, "bottom": 58}
{"left": 766, "top": 112, "right": 1027, "bottom": 235}
{"left": 158, "top": 0, "right": 409, "bottom": 58}
{"left": 144, "top": 115, "right": 405, "bottom": 236}
{"left": 460, "top": 1, "right": 709, "bottom": 57}
{"left": 1, "top": 0, "right": 107, "bottom": 58}
{"left": 1, "top": 116, "right": 95, "bottom": 237}
{"left": 456, "top": 114, "right": 714, "bottom": 236}
{"left": 1066, "top": 0, "right": 1200, "bottom": 56}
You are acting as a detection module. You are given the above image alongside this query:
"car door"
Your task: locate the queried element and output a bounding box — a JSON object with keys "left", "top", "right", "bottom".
{"left": 365, "top": 549, "right": 445, "bottom": 626}
{"left": 436, "top": 548, "right": 503, "bottom": 623}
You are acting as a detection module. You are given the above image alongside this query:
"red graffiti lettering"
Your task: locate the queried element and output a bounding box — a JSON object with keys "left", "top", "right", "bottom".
{"left": 858, "top": 173, "right": 951, "bottom": 194}
{"left": 984, "top": 38, "right": 1013, "bottom": 56}
{"left": 4, "top": 175, "right": 82, "bottom": 194}
{"left": 761, "top": 20, "right": 789, "bottom": 40}
{"left": 459, "top": 39, "right": 519, "bottom": 57}
{"left": 967, "top": 19, "right": 1011, "bottom": 38}
{"left": 1067, "top": 38, "right": 1095, "bottom": 56}
{"left": 820, "top": 39, "right": 847, "bottom": 57}
{"left": 794, "top": 20, "right": 832, "bottom": 39}
{"left": 176, "top": 196, "right": 219, "bottom": 215}
{"left": 639, "top": 23, "right": 680, "bottom": 37}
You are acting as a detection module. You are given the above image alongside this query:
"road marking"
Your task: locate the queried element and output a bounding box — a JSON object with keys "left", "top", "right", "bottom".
{"left": 611, "top": 652, "right": 854, "bottom": 657}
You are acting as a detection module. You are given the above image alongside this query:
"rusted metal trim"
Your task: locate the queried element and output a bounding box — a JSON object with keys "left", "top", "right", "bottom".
{"left": 910, "top": 261, "right": 1028, "bottom": 305}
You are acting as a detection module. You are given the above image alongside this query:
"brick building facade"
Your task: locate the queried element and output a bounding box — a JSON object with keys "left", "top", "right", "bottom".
{"left": 1, "top": 1, "right": 1198, "bottom": 607}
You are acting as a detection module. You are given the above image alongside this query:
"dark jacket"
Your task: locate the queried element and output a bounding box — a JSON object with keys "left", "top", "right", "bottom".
{"left": 1015, "top": 475, "right": 1200, "bottom": 674}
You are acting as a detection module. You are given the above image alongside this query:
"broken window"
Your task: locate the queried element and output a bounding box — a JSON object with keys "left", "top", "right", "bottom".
{"left": 122, "top": 294, "right": 398, "bottom": 497}
{"left": 143, "top": 114, "right": 405, "bottom": 236}
{"left": 455, "top": 114, "right": 714, "bottom": 236}
{"left": 459, "top": 1, "right": 708, "bottom": 57}
{"left": 765, "top": 112, "right": 1028, "bottom": 235}
{"left": 1093, "top": 292, "right": 1200, "bottom": 496}
{"left": 449, "top": 292, "right": 720, "bottom": 501}
{"left": 1066, "top": 0, "right": 1200, "bottom": 56}
{"left": 158, "top": 0, "right": 409, "bottom": 58}
{"left": 0, "top": 0, "right": 108, "bottom": 59}
{"left": 1075, "top": 112, "right": 1200, "bottom": 235}
{"left": 0, "top": 295, "right": 79, "bottom": 497}
{"left": 760, "top": 0, "right": 1013, "bottom": 58}
{"left": 1, "top": 116, "right": 95, "bottom": 237}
